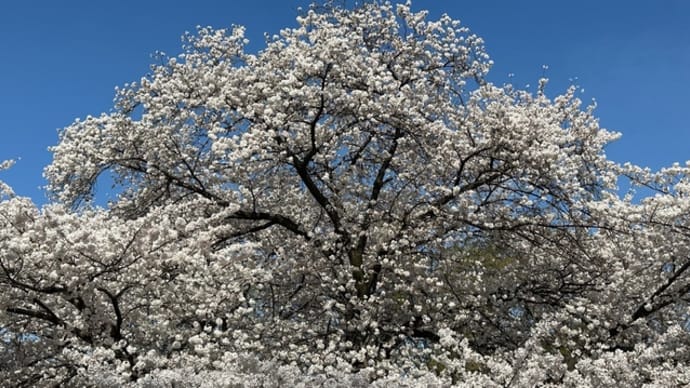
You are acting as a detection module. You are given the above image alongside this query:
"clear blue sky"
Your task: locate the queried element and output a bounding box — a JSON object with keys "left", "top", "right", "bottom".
{"left": 1, "top": 1, "right": 688, "bottom": 203}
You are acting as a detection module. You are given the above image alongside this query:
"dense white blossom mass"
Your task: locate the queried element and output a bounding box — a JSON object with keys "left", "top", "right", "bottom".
{"left": 1, "top": 2, "right": 689, "bottom": 387}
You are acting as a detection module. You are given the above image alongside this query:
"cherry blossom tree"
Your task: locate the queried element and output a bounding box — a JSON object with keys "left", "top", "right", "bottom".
{"left": 1, "top": 2, "right": 689, "bottom": 386}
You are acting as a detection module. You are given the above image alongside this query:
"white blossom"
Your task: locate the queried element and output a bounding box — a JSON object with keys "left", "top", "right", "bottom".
{"left": 1, "top": 2, "right": 688, "bottom": 387}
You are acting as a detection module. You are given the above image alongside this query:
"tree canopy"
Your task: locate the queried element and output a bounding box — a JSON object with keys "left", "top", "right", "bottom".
{"left": 1, "top": 2, "right": 689, "bottom": 387}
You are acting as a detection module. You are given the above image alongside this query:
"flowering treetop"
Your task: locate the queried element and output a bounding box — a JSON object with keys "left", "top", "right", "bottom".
{"left": 1, "top": 2, "right": 689, "bottom": 387}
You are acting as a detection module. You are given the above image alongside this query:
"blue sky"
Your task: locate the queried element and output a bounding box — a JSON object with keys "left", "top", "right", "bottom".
{"left": 0, "top": 1, "right": 688, "bottom": 203}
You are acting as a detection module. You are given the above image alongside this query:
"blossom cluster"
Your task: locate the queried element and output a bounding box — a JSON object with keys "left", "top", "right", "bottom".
{"left": 1, "top": 2, "right": 688, "bottom": 386}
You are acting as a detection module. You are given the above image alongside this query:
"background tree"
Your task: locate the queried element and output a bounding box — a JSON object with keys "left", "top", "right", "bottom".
{"left": 1, "top": 2, "right": 689, "bottom": 387}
